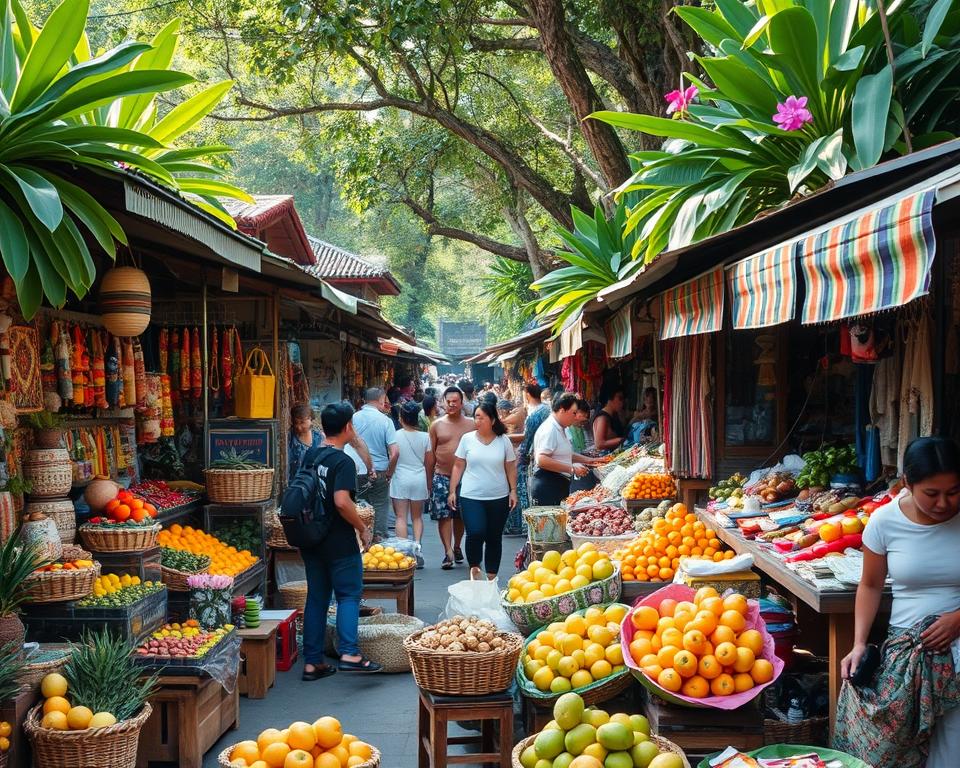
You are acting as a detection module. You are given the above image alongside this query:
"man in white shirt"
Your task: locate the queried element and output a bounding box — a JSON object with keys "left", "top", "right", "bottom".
{"left": 351, "top": 388, "right": 399, "bottom": 539}
{"left": 531, "top": 392, "right": 597, "bottom": 505}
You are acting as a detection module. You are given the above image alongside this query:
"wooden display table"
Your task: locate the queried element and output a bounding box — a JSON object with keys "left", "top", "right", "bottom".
{"left": 237, "top": 620, "right": 279, "bottom": 699}
{"left": 363, "top": 574, "right": 415, "bottom": 616}
{"left": 417, "top": 689, "right": 513, "bottom": 768}
{"left": 136, "top": 674, "right": 239, "bottom": 768}
{"left": 695, "top": 507, "right": 891, "bottom": 736}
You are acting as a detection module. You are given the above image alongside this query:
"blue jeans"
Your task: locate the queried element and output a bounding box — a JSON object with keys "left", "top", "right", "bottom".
{"left": 301, "top": 550, "right": 363, "bottom": 663}
{"left": 459, "top": 496, "right": 510, "bottom": 575}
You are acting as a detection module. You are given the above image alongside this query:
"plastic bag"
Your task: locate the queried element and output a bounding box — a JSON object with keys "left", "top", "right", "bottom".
{"left": 375, "top": 537, "right": 420, "bottom": 557}
{"left": 442, "top": 578, "right": 512, "bottom": 631}
{"left": 675, "top": 553, "right": 755, "bottom": 578}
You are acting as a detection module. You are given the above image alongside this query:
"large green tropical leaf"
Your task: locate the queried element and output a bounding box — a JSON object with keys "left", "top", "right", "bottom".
{"left": 147, "top": 80, "right": 233, "bottom": 147}
{"left": 10, "top": 0, "right": 87, "bottom": 110}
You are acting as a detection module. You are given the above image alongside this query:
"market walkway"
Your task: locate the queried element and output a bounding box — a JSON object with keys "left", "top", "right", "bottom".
{"left": 204, "top": 530, "right": 526, "bottom": 767}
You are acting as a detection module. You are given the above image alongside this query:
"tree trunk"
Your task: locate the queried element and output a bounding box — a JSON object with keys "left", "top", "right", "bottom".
{"left": 503, "top": 198, "right": 551, "bottom": 280}
{"left": 525, "top": 0, "right": 633, "bottom": 188}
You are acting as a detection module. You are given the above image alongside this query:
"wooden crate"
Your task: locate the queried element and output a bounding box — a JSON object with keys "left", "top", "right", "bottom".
{"left": 136, "top": 674, "right": 239, "bottom": 768}
{"left": 0, "top": 686, "right": 40, "bottom": 768}
{"left": 641, "top": 692, "right": 764, "bottom": 764}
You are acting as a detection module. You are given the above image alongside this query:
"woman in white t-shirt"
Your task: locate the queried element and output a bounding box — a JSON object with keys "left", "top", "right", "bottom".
{"left": 390, "top": 402, "right": 431, "bottom": 567}
{"left": 448, "top": 401, "right": 518, "bottom": 579}
{"left": 838, "top": 437, "right": 960, "bottom": 766}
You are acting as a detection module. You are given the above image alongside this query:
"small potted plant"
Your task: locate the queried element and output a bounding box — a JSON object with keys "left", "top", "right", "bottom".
{"left": 203, "top": 448, "right": 274, "bottom": 504}
{"left": 29, "top": 411, "right": 65, "bottom": 449}
{"left": 0, "top": 530, "right": 44, "bottom": 659}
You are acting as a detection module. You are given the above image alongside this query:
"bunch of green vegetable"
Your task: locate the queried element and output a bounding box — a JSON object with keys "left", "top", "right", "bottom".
{"left": 209, "top": 449, "right": 266, "bottom": 470}
{"left": 796, "top": 445, "right": 859, "bottom": 489}
{"left": 212, "top": 519, "right": 260, "bottom": 554}
{"left": 160, "top": 547, "right": 209, "bottom": 573}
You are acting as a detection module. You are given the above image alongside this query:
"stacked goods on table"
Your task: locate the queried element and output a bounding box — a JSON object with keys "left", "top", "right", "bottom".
{"left": 134, "top": 621, "right": 233, "bottom": 659}
{"left": 404, "top": 616, "right": 523, "bottom": 695}
{"left": 25, "top": 629, "right": 156, "bottom": 768}
{"left": 160, "top": 546, "right": 210, "bottom": 590}
{"left": 80, "top": 491, "right": 161, "bottom": 552}
{"left": 126, "top": 480, "right": 199, "bottom": 512}
{"left": 204, "top": 449, "right": 274, "bottom": 504}
{"left": 77, "top": 573, "right": 163, "bottom": 606}
{"left": 565, "top": 487, "right": 614, "bottom": 510}
{"left": 613, "top": 505, "right": 732, "bottom": 583}
{"left": 622, "top": 474, "right": 676, "bottom": 502}
{"left": 208, "top": 518, "right": 261, "bottom": 555}
{"left": 622, "top": 585, "right": 783, "bottom": 707}
{"left": 632, "top": 501, "right": 673, "bottom": 533}
{"left": 157, "top": 524, "right": 258, "bottom": 577}
{"left": 515, "top": 691, "right": 688, "bottom": 768}
{"left": 567, "top": 506, "right": 636, "bottom": 555}
{"left": 517, "top": 604, "right": 631, "bottom": 701}
{"left": 221, "top": 717, "right": 380, "bottom": 767}
{"left": 707, "top": 475, "right": 746, "bottom": 505}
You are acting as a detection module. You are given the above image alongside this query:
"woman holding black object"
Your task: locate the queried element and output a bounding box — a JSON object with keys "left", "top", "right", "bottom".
{"left": 836, "top": 437, "right": 960, "bottom": 766}
{"left": 447, "top": 401, "right": 517, "bottom": 579}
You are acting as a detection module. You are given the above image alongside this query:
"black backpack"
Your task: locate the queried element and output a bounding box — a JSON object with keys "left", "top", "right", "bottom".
{"left": 279, "top": 446, "right": 340, "bottom": 549}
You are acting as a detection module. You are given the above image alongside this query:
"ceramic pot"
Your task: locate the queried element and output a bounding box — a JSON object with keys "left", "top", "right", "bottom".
{"left": 21, "top": 512, "right": 62, "bottom": 562}
{"left": 25, "top": 498, "right": 75, "bottom": 545}
{"left": 84, "top": 476, "right": 120, "bottom": 514}
{"left": 23, "top": 447, "right": 72, "bottom": 498}
{"left": 100, "top": 266, "right": 151, "bottom": 337}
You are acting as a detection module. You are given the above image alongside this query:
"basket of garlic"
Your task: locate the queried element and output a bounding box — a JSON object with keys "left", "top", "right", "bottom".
{"left": 403, "top": 616, "right": 524, "bottom": 696}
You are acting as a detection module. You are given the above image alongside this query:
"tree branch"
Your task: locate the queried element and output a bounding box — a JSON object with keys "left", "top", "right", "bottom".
{"left": 476, "top": 16, "right": 534, "bottom": 25}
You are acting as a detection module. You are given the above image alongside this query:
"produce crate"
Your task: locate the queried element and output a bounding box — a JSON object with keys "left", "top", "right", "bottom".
{"left": 91, "top": 545, "right": 162, "bottom": 584}
{"left": 678, "top": 569, "right": 762, "bottom": 599}
{"left": 134, "top": 628, "right": 239, "bottom": 676}
{"left": 203, "top": 502, "right": 271, "bottom": 562}
{"left": 21, "top": 589, "right": 167, "bottom": 645}
{"left": 0, "top": 685, "right": 40, "bottom": 768}
{"left": 641, "top": 691, "right": 764, "bottom": 764}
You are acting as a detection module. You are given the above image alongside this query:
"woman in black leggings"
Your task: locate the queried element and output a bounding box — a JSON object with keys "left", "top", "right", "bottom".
{"left": 447, "top": 401, "right": 518, "bottom": 579}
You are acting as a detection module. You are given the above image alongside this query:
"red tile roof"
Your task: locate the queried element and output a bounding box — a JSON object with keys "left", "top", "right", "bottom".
{"left": 222, "top": 195, "right": 315, "bottom": 265}
{"left": 305, "top": 236, "right": 401, "bottom": 296}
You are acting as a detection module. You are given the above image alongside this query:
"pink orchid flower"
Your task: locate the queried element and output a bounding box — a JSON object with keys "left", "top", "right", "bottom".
{"left": 773, "top": 95, "right": 813, "bottom": 131}
{"left": 665, "top": 85, "right": 698, "bottom": 117}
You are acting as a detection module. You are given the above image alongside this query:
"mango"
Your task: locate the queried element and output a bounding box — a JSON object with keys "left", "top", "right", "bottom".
{"left": 630, "top": 741, "right": 661, "bottom": 768}
{"left": 519, "top": 745, "right": 539, "bottom": 768}
{"left": 603, "top": 751, "right": 634, "bottom": 768}
{"left": 596, "top": 723, "right": 633, "bottom": 752}
{"left": 648, "top": 754, "right": 684, "bottom": 768}
{"left": 553, "top": 692, "right": 585, "bottom": 730}
{"left": 564, "top": 724, "right": 597, "bottom": 756}
{"left": 535, "top": 728, "right": 566, "bottom": 760}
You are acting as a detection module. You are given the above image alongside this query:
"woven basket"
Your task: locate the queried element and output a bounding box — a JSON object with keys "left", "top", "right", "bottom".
{"left": 502, "top": 564, "right": 623, "bottom": 636}
{"left": 332, "top": 613, "right": 425, "bottom": 673}
{"left": 404, "top": 628, "right": 523, "bottom": 696}
{"left": 23, "top": 562, "right": 100, "bottom": 603}
{"left": 160, "top": 562, "right": 209, "bottom": 592}
{"left": 17, "top": 644, "right": 71, "bottom": 694}
{"left": 363, "top": 564, "right": 416, "bottom": 583}
{"left": 278, "top": 580, "right": 308, "bottom": 611}
{"left": 26, "top": 499, "right": 76, "bottom": 545}
{"left": 511, "top": 733, "right": 690, "bottom": 768}
{"left": 266, "top": 510, "right": 291, "bottom": 549}
{"left": 24, "top": 701, "right": 152, "bottom": 768}
{"left": 79, "top": 523, "right": 160, "bottom": 553}
{"left": 763, "top": 710, "right": 829, "bottom": 746}
{"left": 218, "top": 743, "right": 380, "bottom": 767}
{"left": 203, "top": 468, "right": 274, "bottom": 504}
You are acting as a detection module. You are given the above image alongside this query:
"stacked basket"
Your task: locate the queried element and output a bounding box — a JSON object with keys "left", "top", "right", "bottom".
{"left": 22, "top": 546, "right": 99, "bottom": 604}
{"left": 160, "top": 553, "right": 210, "bottom": 592}
{"left": 79, "top": 523, "right": 160, "bottom": 553}
{"left": 24, "top": 702, "right": 152, "bottom": 768}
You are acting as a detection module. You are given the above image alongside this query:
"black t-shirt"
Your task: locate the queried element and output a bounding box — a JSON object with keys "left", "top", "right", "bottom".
{"left": 314, "top": 446, "right": 360, "bottom": 559}
{"left": 595, "top": 410, "right": 626, "bottom": 438}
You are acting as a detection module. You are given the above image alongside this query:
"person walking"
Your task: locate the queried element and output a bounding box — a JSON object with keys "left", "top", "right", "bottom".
{"left": 351, "top": 388, "right": 399, "bottom": 540}
{"left": 459, "top": 379, "right": 479, "bottom": 416}
{"left": 531, "top": 392, "right": 595, "bottom": 505}
{"left": 391, "top": 401, "right": 431, "bottom": 568}
{"left": 282, "top": 402, "right": 383, "bottom": 680}
{"left": 418, "top": 394, "right": 438, "bottom": 432}
{"left": 427, "top": 386, "right": 475, "bottom": 569}
{"left": 447, "top": 401, "right": 517, "bottom": 580}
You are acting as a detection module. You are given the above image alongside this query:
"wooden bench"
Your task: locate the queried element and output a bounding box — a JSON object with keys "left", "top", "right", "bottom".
{"left": 363, "top": 576, "right": 415, "bottom": 616}
{"left": 417, "top": 689, "right": 513, "bottom": 768}
{"left": 237, "top": 620, "right": 279, "bottom": 699}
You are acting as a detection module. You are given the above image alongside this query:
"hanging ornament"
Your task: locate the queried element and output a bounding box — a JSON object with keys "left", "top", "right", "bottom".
{"left": 121, "top": 339, "right": 136, "bottom": 406}
{"left": 158, "top": 327, "right": 168, "bottom": 374}
{"left": 71, "top": 325, "right": 87, "bottom": 408}
{"left": 222, "top": 327, "right": 233, "bottom": 401}
{"left": 191, "top": 327, "right": 201, "bottom": 401}
{"left": 170, "top": 328, "right": 180, "bottom": 408}
{"left": 133, "top": 339, "right": 146, "bottom": 408}
{"left": 180, "top": 327, "right": 190, "bottom": 394}
{"left": 99, "top": 266, "right": 151, "bottom": 337}
{"left": 54, "top": 323, "right": 72, "bottom": 403}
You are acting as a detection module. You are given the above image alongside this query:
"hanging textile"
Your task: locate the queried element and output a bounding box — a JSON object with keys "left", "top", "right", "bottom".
{"left": 800, "top": 190, "right": 936, "bottom": 324}
{"left": 896, "top": 310, "right": 934, "bottom": 470}
{"left": 663, "top": 335, "right": 713, "bottom": 478}
{"left": 605, "top": 300, "right": 634, "bottom": 360}
{"left": 727, "top": 244, "right": 797, "bottom": 329}
{"left": 558, "top": 315, "right": 583, "bottom": 359}
{"left": 659, "top": 267, "right": 725, "bottom": 340}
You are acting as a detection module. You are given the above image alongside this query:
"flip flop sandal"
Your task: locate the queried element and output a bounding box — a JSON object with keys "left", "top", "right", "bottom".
{"left": 302, "top": 664, "right": 337, "bottom": 681}
{"left": 339, "top": 656, "right": 383, "bottom": 673}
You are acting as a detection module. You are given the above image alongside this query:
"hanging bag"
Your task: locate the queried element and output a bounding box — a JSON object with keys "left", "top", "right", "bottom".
{"left": 235, "top": 347, "right": 276, "bottom": 418}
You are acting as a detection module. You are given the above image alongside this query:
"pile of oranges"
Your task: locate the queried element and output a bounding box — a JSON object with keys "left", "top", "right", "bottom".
{"left": 158, "top": 524, "right": 258, "bottom": 577}
{"left": 627, "top": 588, "right": 774, "bottom": 699}
{"left": 104, "top": 490, "right": 158, "bottom": 523}
{"left": 622, "top": 473, "right": 677, "bottom": 501}
{"left": 613, "top": 504, "right": 733, "bottom": 582}
{"left": 227, "top": 717, "right": 376, "bottom": 768}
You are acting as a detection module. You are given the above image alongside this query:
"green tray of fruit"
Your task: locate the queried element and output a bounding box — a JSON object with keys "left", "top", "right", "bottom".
{"left": 696, "top": 745, "right": 869, "bottom": 768}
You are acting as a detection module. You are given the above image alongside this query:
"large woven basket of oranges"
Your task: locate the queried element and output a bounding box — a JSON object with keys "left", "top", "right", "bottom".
{"left": 362, "top": 544, "right": 416, "bottom": 582}
{"left": 621, "top": 584, "right": 783, "bottom": 709}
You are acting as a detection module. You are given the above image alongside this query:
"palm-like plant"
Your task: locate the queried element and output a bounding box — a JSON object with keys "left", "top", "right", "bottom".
{"left": 480, "top": 257, "right": 537, "bottom": 330}
{"left": 591, "top": 0, "right": 960, "bottom": 263}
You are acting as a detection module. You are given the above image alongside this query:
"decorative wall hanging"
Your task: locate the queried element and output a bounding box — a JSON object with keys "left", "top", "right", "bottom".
{"left": 8, "top": 325, "right": 43, "bottom": 413}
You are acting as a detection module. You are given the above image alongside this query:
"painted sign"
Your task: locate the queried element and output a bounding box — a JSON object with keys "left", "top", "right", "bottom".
{"left": 206, "top": 419, "right": 276, "bottom": 467}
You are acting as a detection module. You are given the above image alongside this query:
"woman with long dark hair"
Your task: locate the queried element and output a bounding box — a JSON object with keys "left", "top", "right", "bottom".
{"left": 447, "top": 401, "right": 518, "bottom": 579}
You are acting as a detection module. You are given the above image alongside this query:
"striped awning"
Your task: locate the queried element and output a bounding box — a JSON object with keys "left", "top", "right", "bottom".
{"left": 800, "top": 189, "right": 937, "bottom": 324}
{"left": 605, "top": 300, "right": 634, "bottom": 359}
{"left": 659, "top": 267, "right": 725, "bottom": 340}
{"left": 727, "top": 244, "right": 797, "bottom": 329}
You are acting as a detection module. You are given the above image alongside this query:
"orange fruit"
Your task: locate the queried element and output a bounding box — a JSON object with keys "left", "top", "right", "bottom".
{"left": 347, "top": 758, "right": 367, "bottom": 767}
{"left": 700, "top": 596, "right": 725, "bottom": 617}
{"left": 349, "top": 742, "right": 373, "bottom": 760}
{"left": 694, "top": 587, "right": 719, "bottom": 604}
{"left": 711, "top": 673, "right": 735, "bottom": 696}
{"left": 231, "top": 742, "right": 261, "bottom": 764}
{"left": 250, "top": 762, "right": 270, "bottom": 768}
{"left": 697, "top": 654, "right": 721, "bottom": 680}
{"left": 681, "top": 675, "right": 710, "bottom": 698}
{"left": 689, "top": 611, "right": 717, "bottom": 637}
{"left": 715, "top": 642, "right": 738, "bottom": 667}
{"left": 672, "top": 611, "right": 692, "bottom": 632}
{"left": 737, "top": 629, "right": 764, "bottom": 656}
{"left": 734, "top": 672, "right": 755, "bottom": 692}
{"left": 656, "top": 617, "right": 676, "bottom": 634}
{"left": 682, "top": 629, "right": 706, "bottom": 655}
{"left": 660, "top": 628, "right": 683, "bottom": 649}
{"left": 312, "top": 716, "right": 343, "bottom": 749}
{"left": 261, "top": 741, "right": 291, "bottom": 768}
{"left": 130, "top": 509, "right": 147, "bottom": 523}
{"left": 287, "top": 722, "right": 316, "bottom": 752}
{"left": 326, "top": 745, "right": 349, "bottom": 765}
{"left": 720, "top": 610, "right": 747, "bottom": 634}
{"left": 41, "top": 711, "right": 68, "bottom": 730}
{"left": 43, "top": 697, "right": 71, "bottom": 715}
{"left": 283, "top": 750, "right": 314, "bottom": 768}
{"left": 630, "top": 638, "right": 654, "bottom": 661}
{"left": 631, "top": 606, "right": 659, "bottom": 631}
{"left": 672, "top": 650, "right": 698, "bottom": 678}
{"left": 66, "top": 706, "right": 93, "bottom": 730}
{"left": 639, "top": 653, "right": 660, "bottom": 668}
{"left": 711, "top": 626, "right": 737, "bottom": 646}
{"left": 314, "top": 754, "right": 342, "bottom": 768}
{"left": 114, "top": 504, "right": 131, "bottom": 522}
{"left": 258, "top": 729, "right": 286, "bottom": 754}
{"left": 723, "top": 594, "right": 749, "bottom": 616}
{"left": 751, "top": 658, "right": 775, "bottom": 684}
{"left": 643, "top": 663, "right": 664, "bottom": 680}
{"left": 733, "top": 647, "right": 756, "bottom": 673}
{"left": 130, "top": 498, "right": 144, "bottom": 510}
{"left": 657, "top": 645, "right": 679, "bottom": 669}
{"left": 657, "top": 668, "right": 683, "bottom": 692}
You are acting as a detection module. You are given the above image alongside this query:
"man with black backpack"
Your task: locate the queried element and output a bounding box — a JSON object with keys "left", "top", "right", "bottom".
{"left": 280, "top": 402, "right": 383, "bottom": 680}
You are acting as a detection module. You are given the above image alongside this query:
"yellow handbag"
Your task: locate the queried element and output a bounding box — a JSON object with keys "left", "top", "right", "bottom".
{"left": 235, "top": 347, "right": 276, "bottom": 418}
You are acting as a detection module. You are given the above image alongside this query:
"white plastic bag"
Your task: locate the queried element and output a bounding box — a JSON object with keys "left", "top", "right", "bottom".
{"left": 442, "top": 578, "right": 513, "bottom": 631}
{"left": 673, "top": 553, "right": 755, "bottom": 579}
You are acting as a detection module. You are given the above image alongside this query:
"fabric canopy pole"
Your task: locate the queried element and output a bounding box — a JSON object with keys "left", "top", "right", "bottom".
{"left": 659, "top": 267, "right": 725, "bottom": 340}
{"left": 728, "top": 243, "right": 797, "bottom": 329}
{"left": 800, "top": 189, "right": 937, "bottom": 324}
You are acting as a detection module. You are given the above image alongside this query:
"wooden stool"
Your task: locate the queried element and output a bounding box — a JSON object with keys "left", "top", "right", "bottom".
{"left": 237, "top": 620, "right": 279, "bottom": 699}
{"left": 417, "top": 689, "right": 513, "bottom": 768}
{"left": 363, "top": 577, "right": 415, "bottom": 615}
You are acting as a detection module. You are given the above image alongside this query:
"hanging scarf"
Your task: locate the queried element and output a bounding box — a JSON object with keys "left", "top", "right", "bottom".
{"left": 159, "top": 374, "right": 175, "bottom": 437}
{"left": 158, "top": 327, "right": 168, "bottom": 374}
{"left": 222, "top": 326, "right": 233, "bottom": 400}
{"left": 91, "top": 330, "right": 107, "bottom": 410}
{"left": 132, "top": 339, "right": 146, "bottom": 409}
{"left": 105, "top": 335, "right": 121, "bottom": 408}
{"left": 71, "top": 324, "right": 86, "bottom": 407}
{"left": 121, "top": 338, "right": 136, "bottom": 407}
{"left": 180, "top": 327, "right": 190, "bottom": 394}
{"left": 170, "top": 328, "right": 180, "bottom": 408}
{"left": 191, "top": 327, "right": 201, "bottom": 400}
{"left": 233, "top": 327, "right": 243, "bottom": 396}
{"left": 209, "top": 326, "right": 220, "bottom": 398}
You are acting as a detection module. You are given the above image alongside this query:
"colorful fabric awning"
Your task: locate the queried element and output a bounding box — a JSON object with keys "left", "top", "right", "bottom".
{"left": 727, "top": 244, "right": 797, "bottom": 329}
{"left": 659, "top": 267, "right": 725, "bottom": 340}
{"left": 799, "top": 189, "right": 937, "bottom": 324}
{"left": 605, "top": 300, "right": 634, "bottom": 359}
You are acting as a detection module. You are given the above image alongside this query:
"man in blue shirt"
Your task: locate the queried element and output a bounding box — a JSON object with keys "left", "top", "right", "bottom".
{"left": 351, "top": 388, "right": 399, "bottom": 539}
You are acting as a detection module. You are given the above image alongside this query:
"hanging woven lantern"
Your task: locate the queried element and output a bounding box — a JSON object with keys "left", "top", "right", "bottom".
{"left": 100, "top": 266, "right": 151, "bottom": 337}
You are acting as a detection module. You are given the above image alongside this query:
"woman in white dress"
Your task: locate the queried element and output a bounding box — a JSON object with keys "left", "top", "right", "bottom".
{"left": 390, "top": 401, "right": 431, "bottom": 568}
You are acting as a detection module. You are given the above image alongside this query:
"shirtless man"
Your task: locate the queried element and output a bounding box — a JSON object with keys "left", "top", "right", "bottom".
{"left": 427, "top": 386, "right": 476, "bottom": 569}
